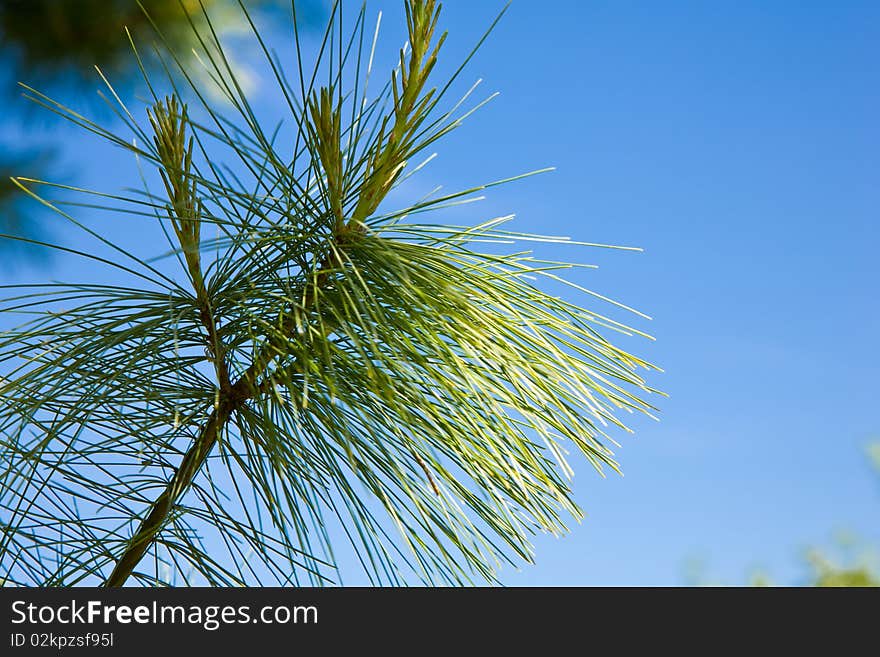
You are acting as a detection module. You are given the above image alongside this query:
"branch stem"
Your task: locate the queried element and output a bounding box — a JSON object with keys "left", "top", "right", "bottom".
{"left": 103, "top": 398, "right": 235, "bottom": 587}
{"left": 103, "top": 247, "right": 346, "bottom": 586}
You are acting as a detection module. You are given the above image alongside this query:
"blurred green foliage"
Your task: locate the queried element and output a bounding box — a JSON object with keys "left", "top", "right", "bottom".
{"left": 800, "top": 445, "right": 879, "bottom": 587}
{"left": 0, "top": 0, "right": 314, "bottom": 88}
{"left": 0, "top": 150, "right": 52, "bottom": 267}
{"left": 691, "top": 443, "right": 880, "bottom": 587}
{"left": 1, "top": 0, "right": 206, "bottom": 85}
{"left": 806, "top": 550, "right": 879, "bottom": 587}
{"left": 0, "top": 0, "right": 323, "bottom": 265}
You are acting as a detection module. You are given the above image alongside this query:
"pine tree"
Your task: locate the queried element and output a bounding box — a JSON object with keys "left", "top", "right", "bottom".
{"left": 0, "top": 0, "right": 660, "bottom": 586}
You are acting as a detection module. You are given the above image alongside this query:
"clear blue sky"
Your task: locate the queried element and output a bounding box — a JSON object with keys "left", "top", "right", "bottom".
{"left": 4, "top": 0, "right": 878, "bottom": 585}
{"left": 450, "top": 0, "right": 880, "bottom": 585}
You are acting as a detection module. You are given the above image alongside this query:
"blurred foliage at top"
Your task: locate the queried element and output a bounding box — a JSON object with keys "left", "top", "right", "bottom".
{"left": 0, "top": 0, "right": 319, "bottom": 91}
{"left": 0, "top": 0, "right": 323, "bottom": 267}
{"left": 1, "top": 0, "right": 203, "bottom": 88}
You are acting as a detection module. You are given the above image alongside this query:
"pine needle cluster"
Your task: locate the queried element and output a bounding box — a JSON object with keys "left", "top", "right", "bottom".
{"left": 0, "top": 0, "right": 660, "bottom": 586}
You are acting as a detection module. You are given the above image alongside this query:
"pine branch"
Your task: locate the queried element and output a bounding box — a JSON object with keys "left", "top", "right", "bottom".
{"left": 1, "top": 0, "right": 662, "bottom": 587}
{"left": 103, "top": 399, "right": 231, "bottom": 587}
{"left": 105, "top": 82, "right": 367, "bottom": 584}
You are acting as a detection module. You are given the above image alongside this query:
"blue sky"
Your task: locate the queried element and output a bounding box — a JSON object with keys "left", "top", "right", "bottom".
{"left": 4, "top": 0, "right": 879, "bottom": 585}
{"left": 461, "top": 0, "right": 880, "bottom": 585}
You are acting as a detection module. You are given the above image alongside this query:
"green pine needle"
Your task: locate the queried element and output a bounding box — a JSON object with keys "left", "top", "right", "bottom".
{"left": 0, "top": 0, "right": 661, "bottom": 587}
